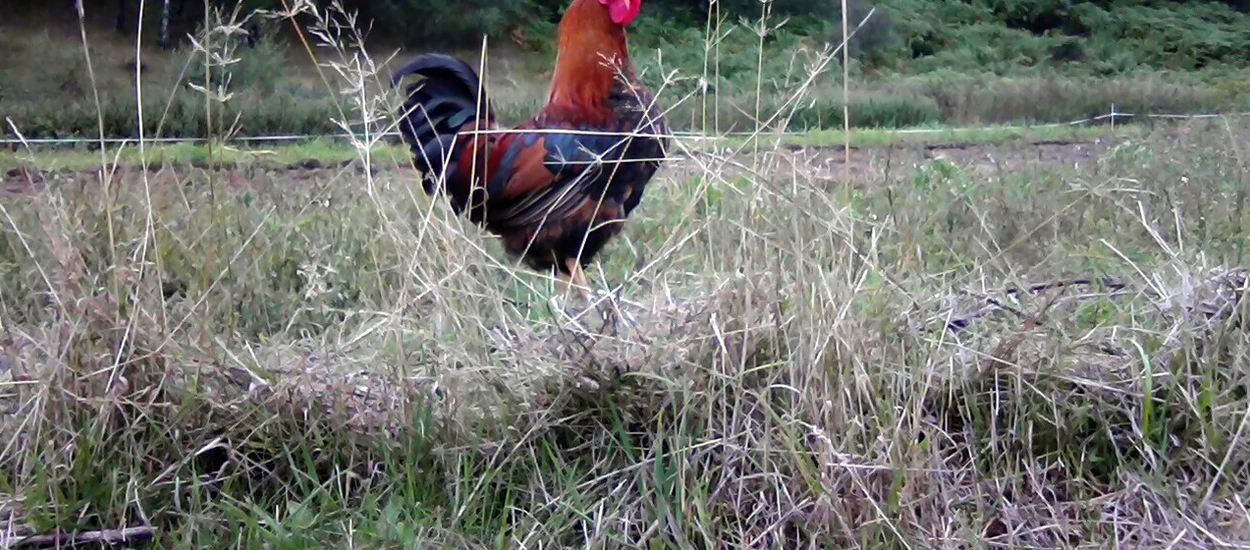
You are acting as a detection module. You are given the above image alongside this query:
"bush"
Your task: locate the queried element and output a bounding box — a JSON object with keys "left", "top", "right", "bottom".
{"left": 869, "top": 0, "right": 1250, "bottom": 75}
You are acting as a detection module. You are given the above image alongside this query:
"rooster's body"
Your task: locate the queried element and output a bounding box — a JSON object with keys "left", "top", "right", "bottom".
{"left": 392, "top": 0, "right": 668, "bottom": 298}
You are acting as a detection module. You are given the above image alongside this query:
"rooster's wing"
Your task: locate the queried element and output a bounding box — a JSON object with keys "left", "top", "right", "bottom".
{"left": 480, "top": 126, "right": 640, "bottom": 229}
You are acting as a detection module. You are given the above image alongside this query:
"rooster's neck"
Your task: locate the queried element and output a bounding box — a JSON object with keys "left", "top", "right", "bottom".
{"left": 547, "top": 0, "right": 633, "bottom": 109}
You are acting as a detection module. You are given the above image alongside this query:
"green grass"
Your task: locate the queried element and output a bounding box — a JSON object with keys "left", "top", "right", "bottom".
{"left": 0, "top": 138, "right": 401, "bottom": 172}
{"left": 721, "top": 119, "right": 1146, "bottom": 149}
{"left": 4, "top": 2, "right": 1250, "bottom": 548}
{"left": 1, "top": 122, "right": 1146, "bottom": 172}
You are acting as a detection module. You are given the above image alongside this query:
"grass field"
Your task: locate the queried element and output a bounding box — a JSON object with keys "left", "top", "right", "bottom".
{"left": 4, "top": 112, "right": 1250, "bottom": 547}
{"left": 4, "top": 4, "right": 1250, "bottom": 548}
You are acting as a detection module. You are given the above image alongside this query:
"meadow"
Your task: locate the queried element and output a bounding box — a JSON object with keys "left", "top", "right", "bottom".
{"left": 3, "top": 1, "right": 1250, "bottom": 549}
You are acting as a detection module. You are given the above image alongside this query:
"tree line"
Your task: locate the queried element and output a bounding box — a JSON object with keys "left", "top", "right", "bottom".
{"left": 81, "top": 0, "right": 1250, "bottom": 72}
{"left": 93, "top": 0, "right": 855, "bottom": 49}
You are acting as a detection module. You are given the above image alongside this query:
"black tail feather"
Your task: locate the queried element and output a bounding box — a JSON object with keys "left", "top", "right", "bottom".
{"left": 391, "top": 53, "right": 494, "bottom": 192}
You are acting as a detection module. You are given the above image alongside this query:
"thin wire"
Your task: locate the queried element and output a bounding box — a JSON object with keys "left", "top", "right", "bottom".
{"left": 3, "top": 110, "right": 1248, "bottom": 146}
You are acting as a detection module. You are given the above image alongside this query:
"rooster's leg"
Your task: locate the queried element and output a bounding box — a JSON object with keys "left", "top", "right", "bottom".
{"left": 564, "top": 258, "right": 592, "bottom": 302}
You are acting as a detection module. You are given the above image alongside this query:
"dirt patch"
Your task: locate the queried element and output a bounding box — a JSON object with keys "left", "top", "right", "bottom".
{"left": 1, "top": 157, "right": 387, "bottom": 197}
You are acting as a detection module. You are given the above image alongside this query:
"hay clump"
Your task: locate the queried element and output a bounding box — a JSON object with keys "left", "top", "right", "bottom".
{"left": 0, "top": 270, "right": 786, "bottom": 448}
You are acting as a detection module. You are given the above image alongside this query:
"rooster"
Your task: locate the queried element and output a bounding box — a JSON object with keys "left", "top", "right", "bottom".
{"left": 391, "top": 0, "right": 668, "bottom": 301}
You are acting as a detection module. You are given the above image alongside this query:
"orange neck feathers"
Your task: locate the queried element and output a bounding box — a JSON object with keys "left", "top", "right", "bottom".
{"left": 547, "top": 0, "right": 633, "bottom": 111}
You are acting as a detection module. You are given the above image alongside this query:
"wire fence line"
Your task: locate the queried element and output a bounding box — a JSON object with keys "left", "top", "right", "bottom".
{"left": 3, "top": 108, "right": 1249, "bottom": 147}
